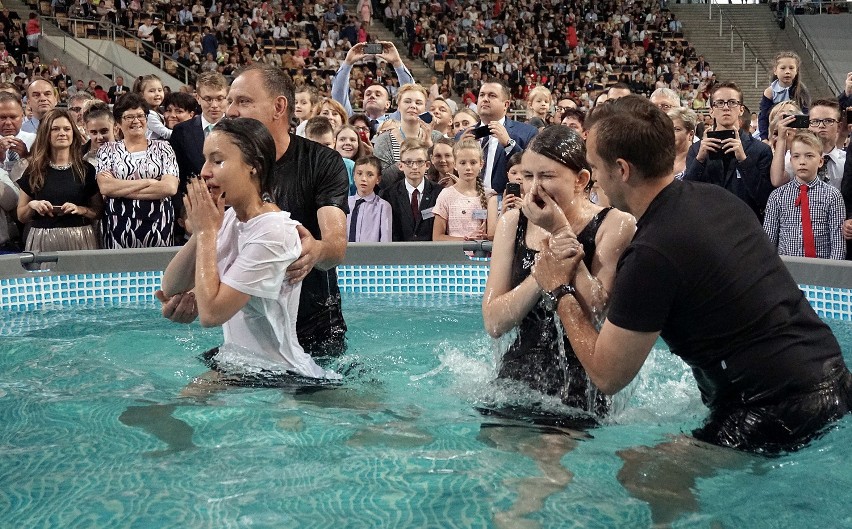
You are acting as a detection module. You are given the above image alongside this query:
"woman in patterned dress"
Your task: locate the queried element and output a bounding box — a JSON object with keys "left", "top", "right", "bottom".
{"left": 96, "top": 93, "right": 179, "bottom": 248}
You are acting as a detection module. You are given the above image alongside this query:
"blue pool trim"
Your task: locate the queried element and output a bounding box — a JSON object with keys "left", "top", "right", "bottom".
{"left": 1, "top": 265, "right": 851, "bottom": 321}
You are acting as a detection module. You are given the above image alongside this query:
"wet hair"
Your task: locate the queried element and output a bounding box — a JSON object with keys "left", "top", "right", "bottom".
{"left": 354, "top": 155, "right": 382, "bottom": 175}
{"left": 163, "top": 91, "right": 200, "bottom": 114}
{"left": 584, "top": 95, "right": 675, "bottom": 180}
{"left": 453, "top": 138, "right": 488, "bottom": 209}
{"left": 82, "top": 101, "right": 113, "bottom": 124}
{"left": 771, "top": 51, "right": 810, "bottom": 112}
{"left": 235, "top": 63, "right": 295, "bottom": 120}
{"left": 27, "top": 109, "right": 86, "bottom": 193}
{"left": 113, "top": 93, "right": 150, "bottom": 122}
{"left": 526, "top": 124, "right": 590, "bottom": 174}
{"left": 304, "top": 115, "right": 334, "bottom": 139}
{"left": 211, "top": 117, "right": 277, "bottom": 198}
{"left": 790, "top": 129, "right": 823, "bottom": 154}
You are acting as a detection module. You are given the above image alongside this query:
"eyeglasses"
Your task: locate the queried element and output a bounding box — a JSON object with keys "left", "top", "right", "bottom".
{"left": 200, "top": 95, "right": 227, "bottom": 104}
{"left": 122, "top": 113, "right": 147, "bottom": 123}
{"left": 711, "top": 100, "right": 741, "bottom": 109}
{"left": 400, "top": 160, "right": 427, "bottom": 168}
{"left": 809, "top": 118, "right": 838, "bottom": 128}
{"left": 69, "top": 106, "right": 82, "bottom": 113}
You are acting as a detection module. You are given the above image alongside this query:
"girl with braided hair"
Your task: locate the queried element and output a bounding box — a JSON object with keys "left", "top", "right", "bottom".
{"left": 432, "top": 138, "right": 493, "bottom": 241}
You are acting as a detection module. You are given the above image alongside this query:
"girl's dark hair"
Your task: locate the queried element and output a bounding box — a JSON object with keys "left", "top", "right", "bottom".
{"left": 113, "top": 93, "right": 150, "bottom": 122}
{"left": 212, "top": 118, "right": 277, "bottom": 197}
{"left": 506, "top": 152, "right": 524, "bottom": 172}
{"left": 83, "top": 101, "right": 113, "bottom": 124}
{"left": 527, "top": 124, "right": 590, "bottom": 175}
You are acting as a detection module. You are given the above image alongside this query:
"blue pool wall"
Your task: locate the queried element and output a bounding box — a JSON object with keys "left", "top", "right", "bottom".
{"left": 1, "top": 244, "right": 851, "bottom": 321}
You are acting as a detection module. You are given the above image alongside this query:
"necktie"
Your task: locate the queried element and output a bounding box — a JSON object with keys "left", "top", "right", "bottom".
{"left": 795, "top": 183, "right": 816, "bottom": 258}
{"left": 411, "top": 189, "right": 421, "bottom": 223}
{"left": 817, "top": 155, "right": 830, "bottom": 183}
{"left": 348, "top": 198, "right": 365, "bottom": 242}
{"left": 369, "top": 119, "right": 379, "bottom": 134}
{"left": 204, "top": 124, "right": 213, "bottom": 137}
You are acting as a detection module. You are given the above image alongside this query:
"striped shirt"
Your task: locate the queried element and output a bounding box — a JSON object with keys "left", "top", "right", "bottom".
{"left": 763, "top": 178, "right": 846, "bottom": 260}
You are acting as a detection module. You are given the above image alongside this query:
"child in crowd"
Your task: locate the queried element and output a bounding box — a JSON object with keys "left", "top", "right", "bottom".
{"left": 758, "top": 51, "right": 810, "bottom": 141}
{"left": 294, "top": 86, "right": 320, "bottom": 138}
{"left": 380, "top": 139, "right": 442, "bottom": 241}
{"left": 486, "top": 152, "right": 523, "bottom": 240}
{"left": 335, "top": 125, "right": 370, "bottom": 166}
{"left": 426, "top": 137, "right": 456, "bottom": 188}
{"left": 346, "top": 156, "right": 392, "bottom": 242}
{"left": 764, "top": 130, "right": 845, "bottom": 260}
{"left": 133, "top": 74, "right": 170, "bottom": 139}
{"left": 305, "top": 116, "right": 356, "bottom": 195}
{"left": 433, "top": 138, "right": 490, "bottom": 241}
{"left": 82, "top": 102, "right": 116, "bottom": 167}
{"left": 526, "top": 86, "right": 552, "bottom": 124}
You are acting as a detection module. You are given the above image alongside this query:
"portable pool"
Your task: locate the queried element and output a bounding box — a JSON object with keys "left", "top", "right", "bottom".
{"left": 1, "top": 246, "right": 851, "bottom": 528}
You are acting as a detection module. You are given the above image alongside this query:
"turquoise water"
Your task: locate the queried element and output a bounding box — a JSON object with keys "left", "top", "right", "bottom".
{"left": 1, "top": 294, "right": 851, "bottom": 528}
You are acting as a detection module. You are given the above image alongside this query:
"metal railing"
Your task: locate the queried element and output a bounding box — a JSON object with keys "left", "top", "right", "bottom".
{"left": 38, "top": 15, "right": 131, "bottom": 82}
{"left": 39, "top": 15, "right": 198, "bottom": 86}
{"left": 707, "top": 5, "right": 770, "bottom": 88}
{"left": 786, "top": 15, "right": 843, "bottom": 95}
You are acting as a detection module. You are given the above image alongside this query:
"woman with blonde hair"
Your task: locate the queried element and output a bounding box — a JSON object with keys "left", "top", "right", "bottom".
{"left": 317, "top": 97, "right": 348, "bottom": 133}
{"left": 373, "top": 84, "right": 443, "bottom": 178}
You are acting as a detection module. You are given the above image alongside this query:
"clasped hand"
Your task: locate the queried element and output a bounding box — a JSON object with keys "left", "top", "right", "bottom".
{"left": 183, "top": 178, "right": 224, "bottom": 235}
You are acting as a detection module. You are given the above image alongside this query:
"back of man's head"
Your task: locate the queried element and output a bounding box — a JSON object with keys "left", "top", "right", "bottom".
{"left": 585, "top": 94, "right": 675, "bottom": 180}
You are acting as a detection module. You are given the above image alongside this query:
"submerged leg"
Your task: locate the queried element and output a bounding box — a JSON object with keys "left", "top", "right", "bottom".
{"left": 616, "top": 436, "right": 754, "bottom": 525}
{"left": 484, "top": 425, "right": 578, "bottom": 529}
{"left": 119, "top": 403, "right": 197, "bottom": 455}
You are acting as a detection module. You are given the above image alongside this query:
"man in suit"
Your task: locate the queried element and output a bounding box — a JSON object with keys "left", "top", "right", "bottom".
{"left": 168, "top": 71, "right": 227, "bottom": 242}
{"left": 458, "top": 79, "right": 538, "bottom": 194}
{"left": 107, "top": 76, "right": 128, "bottom": 104}
{"left": 381, "top": 139, "right": 442, "bottom": 241}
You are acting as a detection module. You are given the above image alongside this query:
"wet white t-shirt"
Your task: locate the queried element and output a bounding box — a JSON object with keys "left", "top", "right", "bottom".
{"left": 215, "top": 208, "right": 340, "bottom": 380}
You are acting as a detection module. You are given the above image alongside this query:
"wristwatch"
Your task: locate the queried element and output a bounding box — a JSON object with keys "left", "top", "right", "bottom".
{"left": 542, "top": 284, "right": 576, "bottom": 311}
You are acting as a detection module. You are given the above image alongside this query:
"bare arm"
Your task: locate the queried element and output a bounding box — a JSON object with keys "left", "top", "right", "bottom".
{"left": 432, "top": 214, "right": 462, "bottom": 241}
{"left": 96, "top": 170, "right": 150, "bottom": 197}
{"left": 161, "top": 234, "right": 197, "bottom": 297}
{"left": 124, "top": 174, "right": 179, "bottom": 200}
{"left": 482, "top": 210, "right": 542, "bottom": 338}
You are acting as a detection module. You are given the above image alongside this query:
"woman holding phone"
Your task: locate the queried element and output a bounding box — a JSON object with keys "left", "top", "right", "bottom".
{"left": 17, "top": 109, "right": 102, "bottom": 252}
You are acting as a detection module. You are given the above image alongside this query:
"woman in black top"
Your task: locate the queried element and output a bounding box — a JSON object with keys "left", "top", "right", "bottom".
{"left": 17, "top": 108, "right": 101, "bottom": 252}
{"left": 482, "top": 126, "right": 635, "bottom": 419}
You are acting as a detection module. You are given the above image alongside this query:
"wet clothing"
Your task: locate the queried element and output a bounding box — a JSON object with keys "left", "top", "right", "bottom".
{"left": 272, "top": 135, "right": 350, "bottom": 356}
{"left": 498, "top": 209, "right": 612, "bottom": 417}
{"left": 608, "top": 179, "right": 851, "bottom": 451}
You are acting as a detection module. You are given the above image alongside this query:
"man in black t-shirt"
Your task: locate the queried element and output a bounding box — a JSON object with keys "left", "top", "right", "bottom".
{"left": 527, "top": 94, "right": 852, "bottom": 522}
{"left": 157, "top": 65, "right": 350, "bottom": 356}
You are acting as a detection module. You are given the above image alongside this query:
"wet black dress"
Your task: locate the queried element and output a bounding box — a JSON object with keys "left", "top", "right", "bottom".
{"left": 498, "top": 209, "right": 613, "bottom": 417}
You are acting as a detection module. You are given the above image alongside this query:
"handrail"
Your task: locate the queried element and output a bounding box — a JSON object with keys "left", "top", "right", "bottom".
{"left": 708, "top": 4, "right": 770, "bottom": 88}
{"left": 38, "top": 15, "right": 131, "bottom": 82}
{"left": 785, "top": 14, "right": 843, "bottom": 95}
{"left": 39, "top": 15, "right": 197, "bottom": 86}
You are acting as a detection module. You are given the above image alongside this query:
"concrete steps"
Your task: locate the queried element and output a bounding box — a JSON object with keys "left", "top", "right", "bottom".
{"left": 670, "top": 4, "right": 833, "bottom": 109}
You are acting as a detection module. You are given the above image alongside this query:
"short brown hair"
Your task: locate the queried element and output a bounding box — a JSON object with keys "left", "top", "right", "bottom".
{"left": 585, "top": 94, "right": 675, "bottom": 180}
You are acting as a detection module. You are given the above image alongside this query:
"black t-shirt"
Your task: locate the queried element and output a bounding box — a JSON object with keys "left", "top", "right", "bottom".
{"left": 18, "top": 164, "right": 99, "bottom": 229}
{"left": 272, "top": 135, "right": 350, "bottom": 343}
{"left": 608, "top": 180, "right": 844, "bottom": 408}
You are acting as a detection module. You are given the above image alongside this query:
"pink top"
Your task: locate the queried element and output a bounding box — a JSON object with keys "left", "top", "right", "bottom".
{"left": 26, "top": 18, "right": 40, "bottom": 36}
{"left": 434, "top": 186, "right": 487, "bottom": 238}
